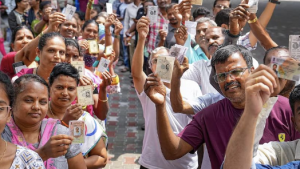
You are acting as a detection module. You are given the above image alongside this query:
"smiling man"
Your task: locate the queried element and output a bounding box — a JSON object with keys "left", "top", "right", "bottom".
{"left": 145, "top": 45, "right": 300, "bottom": 169}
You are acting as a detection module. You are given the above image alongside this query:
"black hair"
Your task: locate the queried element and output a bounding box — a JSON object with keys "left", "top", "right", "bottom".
{"left": 82, "top": 19, "right": 99, "bottom": 32}
{"left": 193, "top": 7, "right": 211, "bottom": 20}
{"left": 289, "top": 85, "right": 300, "bottom": 116}
{"left": 49, "top": 63, "right": 80, "bottom": 86}
{"left": 65, "top": 38, "right": 81, "bottom": 56}
{"left": 39, "top": 1, "right": 51, "bottom": 11}
{"left": 14, "top": 0, "right": 22, "bottom": 10}
{"left": 213, "top": 0, "right": 231, "bottom": 8}
{"left": 13, "top": 74, "right": 49, "bottom": 107}
{"left": 75, "top": 11, "right": 85, "bottom": 21}
{"left": 215, "top": 8, "right": 232, "bottom": 27}
{"left": 211, "top": 45, "right": 253, "bottom": 71}
{"left": 92, "top": 4, "right": 103, "bottom": 15}
{"left": 0, "top": 71, "right": 14, "bottom": 107}
{"left": 10, "top": 26, "right": 33, "bottom": 52}
{"left": 263, "top": 46, "right": 289, "bottom": 64}
{"left": 144, "top": 0, "right": 155, "bottom": 4}
{"left": 166, "top": 3, "right": 176, "bottom": 12}
{"left": 38, "top": 32, "right": 65, "bottom": 50}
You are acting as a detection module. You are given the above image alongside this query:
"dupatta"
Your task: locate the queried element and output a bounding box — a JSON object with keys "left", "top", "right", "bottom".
{"left": 7, "top": 118, "right": 59, "bottom": 169}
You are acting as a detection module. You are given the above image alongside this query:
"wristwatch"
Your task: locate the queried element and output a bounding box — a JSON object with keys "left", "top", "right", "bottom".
{"left": 269, "top": 0, "right": 280, "bottom": 4}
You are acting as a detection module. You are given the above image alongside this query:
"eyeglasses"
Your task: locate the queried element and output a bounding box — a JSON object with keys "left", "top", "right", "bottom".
{"left": 0, "top": 106, "right": 11, "bottom": 117}
{"left": 215, "top": 4, "right": 229, "bottom": 9}
{"left": 214, "top": 68, "right": 249, "bottom": 83}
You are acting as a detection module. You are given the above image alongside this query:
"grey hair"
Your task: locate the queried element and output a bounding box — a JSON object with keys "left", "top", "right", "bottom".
{"left": 196, "top": 17, "right": 217, "bottom": 27}
{"left": 148, "top": 47, "right": 170, "bottom": 68}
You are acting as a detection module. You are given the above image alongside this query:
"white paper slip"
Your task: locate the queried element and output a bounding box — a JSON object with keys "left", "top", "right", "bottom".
{"left": 147, "top": 6, "right": 158, "bottom": 25}
{"left": 77, "top": 85, "right": 94, "bottom": 106}
{"left": 163, "top": 23, "right": 169, "bottom": 32}
{"left": 63, "top": 4, "right": 76, "bottom": 20}
{"left": 248, "top": 0, "right": 259, "bottom": 13}
{"left": 15, "top": 65, "right": 27, "bottom": 74}
{"left": 51, "top": 0, "right": 58, "bottom": 9}
{"left": 155, "top": 55, "right": 175, "bottom": 83}
{"left": 105, "top": 45, "right": 113, "bottom": 55}
{"left": 175, "top": 44, "right": 188, "bottom": 64}
{"left": 71, "top": 61, "right": 85, "bottom": 77}
{"left": 106, "top": 3, "right": 113, "bottom": 14}
{"left": 97, "top": 57, "right": 110, "bottom": 73}
{"left": 289, "top": 35, "right": 300, "bottom": 61}
{"left": 185, "top": 21, "right": 197, "bottom": 36}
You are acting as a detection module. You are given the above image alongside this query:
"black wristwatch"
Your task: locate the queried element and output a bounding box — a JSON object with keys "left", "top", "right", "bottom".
{"left": 269, "top": 0, "right": 280, "bottom": 4}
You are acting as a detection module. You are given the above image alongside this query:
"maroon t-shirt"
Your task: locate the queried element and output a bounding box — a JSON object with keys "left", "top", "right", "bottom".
{"left": 178, "top": 95, "right": 300, "bottom": 169}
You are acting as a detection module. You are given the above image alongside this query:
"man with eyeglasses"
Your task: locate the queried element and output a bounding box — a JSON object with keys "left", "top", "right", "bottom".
{"left": 145, "top": 44, "right": 300, "bottom": 169}
{"left": 212, "top": 0, "right": 231, "bottom": 16}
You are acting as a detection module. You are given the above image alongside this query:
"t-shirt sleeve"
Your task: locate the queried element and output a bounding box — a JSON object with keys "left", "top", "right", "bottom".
{"left": 55, "top": 124, "right": 82, "bottom": 159}
{"left": 0, "top": 52, "right": 16, "bottom": 78}
{"left": 190, "top": 93, "right": 224, "bottom": 114}
{"left": 178, "top": 114, "right": 204, "bottom": 153}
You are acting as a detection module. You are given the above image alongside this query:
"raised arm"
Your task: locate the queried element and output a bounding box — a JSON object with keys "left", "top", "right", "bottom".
{"left": 131, "top": 16, "right": 149, "bottom": 94}
{"left": 223, "top": 65, "right": 278, "bottom": 169}
{"left": 144, "top": 73, "right": 194, "bottom": 160}
{"left": 85, "top": 0, "right": 93, "bottom": 21}
{"left": 170, "top": 58, "right": 194, "bottom": 114}
{"left": 248, "top": 1, "right": 278, "bottom": 47}
{"left": 113, "top": 19, "right": 123, "bottom": 61}
{"left": 15, "top": 12, "right": 66, "bottom": 66}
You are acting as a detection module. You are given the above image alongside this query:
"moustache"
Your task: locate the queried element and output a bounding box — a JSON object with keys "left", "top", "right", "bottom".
{"left": 224, "top": 81, "right": 241, "bottom": 91}
{"left": 208, "top": 43, "right": 219, "bottom": 50}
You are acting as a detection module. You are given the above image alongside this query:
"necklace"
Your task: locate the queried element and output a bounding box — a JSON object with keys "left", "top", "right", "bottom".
{"left": 0, "top": 140, "right": 7, "bottom": 163}
{"left": 48, "top": 102, "right": 58, "bottom": 119}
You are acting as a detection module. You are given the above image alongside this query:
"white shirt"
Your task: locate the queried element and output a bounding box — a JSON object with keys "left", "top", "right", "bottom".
{"left": 137, "top": 79, "right": 201, "bottom": 169}
{"left": 123, "top": 2, "right": 142, "bottom": 39}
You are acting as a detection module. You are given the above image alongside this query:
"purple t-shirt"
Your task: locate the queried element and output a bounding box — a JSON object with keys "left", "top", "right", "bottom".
{"left": 178, "top": 96, "right": 300, "bottom": 169}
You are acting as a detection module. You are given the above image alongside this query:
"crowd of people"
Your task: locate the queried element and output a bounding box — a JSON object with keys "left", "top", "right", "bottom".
{"left": 0, "top": 0, "right": 298, "bottom": 168}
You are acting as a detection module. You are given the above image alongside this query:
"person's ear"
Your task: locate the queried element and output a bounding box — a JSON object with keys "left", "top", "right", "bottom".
{"left": 36, "top": 47, "right": 41, "bottom": 58}
{"left": 10, "top": 43, "right": 14, "bottom": 51}
{"left": 221, "top": 24, "right": 229, "bottom": 30}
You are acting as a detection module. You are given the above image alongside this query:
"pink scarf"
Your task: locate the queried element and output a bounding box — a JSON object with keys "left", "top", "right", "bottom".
{"left": 7, "top": 118, "right": 59, "bottom": 169}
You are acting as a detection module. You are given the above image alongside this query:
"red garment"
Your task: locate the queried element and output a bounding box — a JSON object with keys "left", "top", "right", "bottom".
{"left": 0, "top": 52, "right": 17, "bottom": 78}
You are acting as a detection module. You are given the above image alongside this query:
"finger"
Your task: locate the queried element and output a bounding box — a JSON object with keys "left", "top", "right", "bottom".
{"left": 246, "top": 83, "right": 271, "bottom": 99}
{"left": 52, "top": 134, "right": 73, "bottom": 141}
{"left": 249, "top": 76, "right": 275, "bottom": 94}
{"left": 53, "top": 138, "right": 73, "bottom": 146}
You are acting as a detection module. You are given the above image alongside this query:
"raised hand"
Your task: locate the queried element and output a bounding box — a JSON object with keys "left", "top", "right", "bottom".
{"left": 78, "top": 39, "right": 89, "bottom": 54}
{"left": 79, "top": 76, "right": 94, "bottom": 87}
{"left": 100, "top": 71, "right": 112, "bottom": 89}
{"left": 105, "top": 14, "right": 117, "bottom": 28}
{"left": 229, "top": 4, "right": 250, "bottom": 35}
{"left": 114, "top": 19, "right": 124, "bottom": 35}
{"left": 136, "top": 16, "right": 150, "bottom": 39}
{"left": 172, "top": 57, "right": 189, "bottom": 79}
{"left": 144, "top": 73, "right": 166, "bottom": 105}
{"left": 62, "top": 104, "right": 84, "bottom": 123}
{"left": 159, "top": 29, "right": 167, "bottom": 41}
{"left": 38, "top": 134, "right": 74, "bottom": 160}
{"left": 173, "top": 4, "right": 183, "bottom": 23}
{"left": 178, "top": 0, "right": 192, "bottom": 21}
{"left": 174, "top": 26, "right": 188, "bottom": 45}
{"left": 245, "top": 65, "right": 278, "bottom": 117}
{"left": 48, "top": 12, "right": 66, "bottom": 32}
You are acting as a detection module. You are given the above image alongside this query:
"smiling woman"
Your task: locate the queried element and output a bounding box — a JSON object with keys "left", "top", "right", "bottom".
{"left": 13, "top": 32, "right": 66, "bottom": 83}
{"left": 59, "top": 17, "right": 79, "bottom": 39}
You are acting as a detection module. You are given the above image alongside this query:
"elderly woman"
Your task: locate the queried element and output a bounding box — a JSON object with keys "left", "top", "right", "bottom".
{"left": 2, "top": 74, "right": 86, "bottom": 169}
{"left": 46, "top": 63, "right": 108, "bottom": 168}
{"left": 0, "top": 71, "right": 45, "bottom": 169}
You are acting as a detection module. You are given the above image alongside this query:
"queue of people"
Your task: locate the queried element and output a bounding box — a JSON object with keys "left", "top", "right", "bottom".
{"left": 0, "top": 0, "right": 298, "bottom": 169}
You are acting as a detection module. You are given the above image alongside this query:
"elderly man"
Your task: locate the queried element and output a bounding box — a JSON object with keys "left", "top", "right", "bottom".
{"left": 131, "top": 16, "right": 201, "bottom": 169}
{"left": 144, "top": 44, "right": 300, "bottom": 169}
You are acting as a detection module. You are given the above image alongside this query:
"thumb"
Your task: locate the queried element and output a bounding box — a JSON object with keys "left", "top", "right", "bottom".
{"left": 241, "top": 0, "right": 249, "bottom": 4}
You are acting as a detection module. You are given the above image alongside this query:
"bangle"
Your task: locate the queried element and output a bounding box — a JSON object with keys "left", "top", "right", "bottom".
{"left": 111, "top": 75, "right": 119, "bottom": 85}
{"left": 99, "top": 97, "right": 108, "bottom": 102}
{"left": 269, "top": 0, "right": 280, "bottom": 4}
{"left": 114, "top": 34, "right": 120, "bottom": 39}
{"left": 248, "top": 17, "right": 258, "bottom": 24}
{"left": 39, "top": 31, "right": 44, "bottom": 38}
{"left": 61, "top": 120, "right": 69, "bottom": 127}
